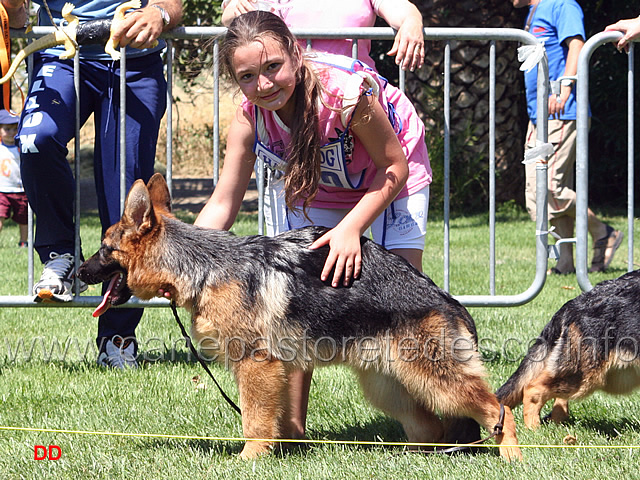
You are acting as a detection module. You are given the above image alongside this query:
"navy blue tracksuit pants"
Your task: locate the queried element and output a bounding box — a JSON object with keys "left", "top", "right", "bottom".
{"left": 18, "top": 52, "right": 167, "bottom": 344}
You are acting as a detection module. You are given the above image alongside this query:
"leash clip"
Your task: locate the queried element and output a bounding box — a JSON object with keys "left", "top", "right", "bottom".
{"left": 492, "top": 404, "right": 505, "bottom": 437}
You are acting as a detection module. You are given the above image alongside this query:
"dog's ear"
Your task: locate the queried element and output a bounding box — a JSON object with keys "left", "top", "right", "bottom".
{"left": 123, "top": 179, "right": 155, "bottom": 233}
{"left": 147, "top": 173, "right": 172, "bottom": 213}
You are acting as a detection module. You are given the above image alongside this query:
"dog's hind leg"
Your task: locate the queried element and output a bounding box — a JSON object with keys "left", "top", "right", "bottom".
{"left": 392, "top": 360, "right": 522, "bottom": 461}
{"left": 233, "top": 357, "right": 288, "bottom": 459}
{"left": 437, "top": 378, "right": 522, "bottom": 461}
{"left": 356, "top": 369, "right": 444, "bottom": 447}
{"left": 545, "top": 398, "right": 570, "bottom": 424}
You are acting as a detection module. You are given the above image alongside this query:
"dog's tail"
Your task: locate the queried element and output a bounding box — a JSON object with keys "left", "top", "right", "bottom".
{"left": 495, "top": 316, "right": 562, "bottom": 407}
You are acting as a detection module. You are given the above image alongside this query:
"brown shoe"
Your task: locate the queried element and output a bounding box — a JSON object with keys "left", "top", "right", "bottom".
{"left": 589, "top": 227, "right": 623, "bottom": 272}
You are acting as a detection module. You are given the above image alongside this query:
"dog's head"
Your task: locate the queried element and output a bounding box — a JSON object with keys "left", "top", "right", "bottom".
{"left": 76, "top": 172, "right": 172, "bottom": 317}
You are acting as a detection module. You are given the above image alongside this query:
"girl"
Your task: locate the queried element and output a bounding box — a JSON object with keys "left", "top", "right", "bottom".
{"left": 194, "top": 10, "right": 432, "bottom": 438}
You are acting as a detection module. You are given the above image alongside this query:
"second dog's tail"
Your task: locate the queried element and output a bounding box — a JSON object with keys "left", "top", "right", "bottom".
{"left": 495, "top": 319, "right": 561, "bottom": 407}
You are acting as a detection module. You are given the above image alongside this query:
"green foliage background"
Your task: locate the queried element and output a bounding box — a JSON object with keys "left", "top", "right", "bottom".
{"left": 173, "top": 0, "right": 223, "bottom": 81}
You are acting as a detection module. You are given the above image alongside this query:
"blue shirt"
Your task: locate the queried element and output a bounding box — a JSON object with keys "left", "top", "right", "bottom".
{"left": 33, "top": 0, "right": 165, "bottom": 60}
{"left": 524, "top": 0, "right": 585, "bottom": 123}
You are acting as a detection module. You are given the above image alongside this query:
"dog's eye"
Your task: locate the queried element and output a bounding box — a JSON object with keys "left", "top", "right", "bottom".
{"left": 100, "top": 245, "right": 115, "bottom": 257}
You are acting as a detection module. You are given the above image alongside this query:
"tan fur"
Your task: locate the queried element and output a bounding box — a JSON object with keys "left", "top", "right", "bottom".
{"left": 515, "top": 324, "right": 640, "bottom": 430}
{"left": 233, "top": 355, "right": 288, "bottom": 459}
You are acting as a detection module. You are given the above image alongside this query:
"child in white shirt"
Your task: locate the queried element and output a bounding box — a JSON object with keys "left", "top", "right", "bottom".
{"left": 0, "top": 110, "right": 28, "bottom": 247}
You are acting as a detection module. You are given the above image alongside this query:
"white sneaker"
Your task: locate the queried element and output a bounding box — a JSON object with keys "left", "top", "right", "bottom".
{"left": 97, "top": 336, "right": 138, "bottom": 369}
{"left": 33, "top": 252, "right": 88, "bottom": 303}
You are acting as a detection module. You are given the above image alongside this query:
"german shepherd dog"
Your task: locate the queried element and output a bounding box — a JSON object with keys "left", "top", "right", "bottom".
{"left": 77, "top": 173, "right": 521, "bottom": 461}
{"left": 496, "top": 270, "right": 640, "bottom": 429}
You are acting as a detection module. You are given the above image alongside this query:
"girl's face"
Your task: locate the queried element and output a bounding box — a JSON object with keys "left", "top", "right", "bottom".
{"left": 232, "top": 36, "right": 298, "bottom": 116}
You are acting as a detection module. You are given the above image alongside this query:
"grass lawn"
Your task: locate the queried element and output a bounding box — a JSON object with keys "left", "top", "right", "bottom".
{"left": 0, "top": 207, "right": 638, "bottom": 479}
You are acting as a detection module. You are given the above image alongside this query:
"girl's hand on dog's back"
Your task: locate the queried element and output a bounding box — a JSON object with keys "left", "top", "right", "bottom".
{"left": 309, "top": 224, "right": 362, "bottom": 288}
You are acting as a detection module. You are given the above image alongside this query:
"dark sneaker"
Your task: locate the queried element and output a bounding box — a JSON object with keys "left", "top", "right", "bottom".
{"left": 547, "top": 266, "right": 576, "bottom": 275}
{"left": 18, "top": 241, "right": 28, "bottom": 248}
{"left": 33, "top": 252, "right": 88, "bottom": 302}
{"left": 97, "top": 336, "right": 138, "bottom": 369}
{"left": 589, "top": 226, "right": 623, "bottom": 273}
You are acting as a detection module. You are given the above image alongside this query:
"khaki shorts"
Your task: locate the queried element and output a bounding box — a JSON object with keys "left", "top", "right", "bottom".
{"left": 524, "top": 118, "right": 579, "bottom": 221}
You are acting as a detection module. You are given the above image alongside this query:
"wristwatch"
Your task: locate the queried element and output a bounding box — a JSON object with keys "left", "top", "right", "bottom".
{"left": 150, "top": 4, "right": 170, "bottom": 26}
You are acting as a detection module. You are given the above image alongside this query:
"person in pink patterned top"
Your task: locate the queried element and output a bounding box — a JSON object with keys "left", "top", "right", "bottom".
{"left": 605, "top": 15, "right": 640, "bottom": 52}
{"left": 221, "top": 0, "right": 425, "bottom": 71}
{"left": 194, "top": 11, "right": 432, "bottom": 439}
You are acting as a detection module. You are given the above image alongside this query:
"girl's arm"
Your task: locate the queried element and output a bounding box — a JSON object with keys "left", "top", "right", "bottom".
{"left": 195, "top": 107, "right": 256, "bottom": 230}
{"left": 310, "top": 93, "right": 409, "bottom": 287}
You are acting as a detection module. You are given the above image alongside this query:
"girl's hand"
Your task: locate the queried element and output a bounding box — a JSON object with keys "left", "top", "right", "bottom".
{"left": 309, "top": 225, "right": 362, "bottom": 288}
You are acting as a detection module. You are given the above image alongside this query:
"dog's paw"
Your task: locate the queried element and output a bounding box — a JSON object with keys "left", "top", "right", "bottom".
{"left": 499, "top": 445, "right": 523, "bottom": 462}
{"left": 239, "top": 441, "right": 274, "bottom": 460}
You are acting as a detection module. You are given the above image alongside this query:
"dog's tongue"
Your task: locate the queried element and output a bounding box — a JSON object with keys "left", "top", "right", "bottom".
{"left": 92, "top": 275, "right": 120, "bottom": 318}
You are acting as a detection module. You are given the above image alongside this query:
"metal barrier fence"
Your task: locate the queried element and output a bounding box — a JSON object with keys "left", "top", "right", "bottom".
{"left": 575, "top": 31, "right": 636, "bottom": 292}
{"left": 1, "top": 26, "right": 549, "bottom": 309}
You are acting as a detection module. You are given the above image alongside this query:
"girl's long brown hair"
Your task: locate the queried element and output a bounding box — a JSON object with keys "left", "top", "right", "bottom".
{"left": 221, "top": 11, "right": 324, "bottom": 214}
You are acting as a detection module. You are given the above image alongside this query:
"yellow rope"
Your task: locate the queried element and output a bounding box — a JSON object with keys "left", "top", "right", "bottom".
{"left": 1, "top": 425, "right": 640, "bottom": 449}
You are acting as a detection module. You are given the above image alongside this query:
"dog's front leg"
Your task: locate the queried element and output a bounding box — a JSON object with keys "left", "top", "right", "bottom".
{"left": 233, "top": 356, "right": 288, "bottom": 459}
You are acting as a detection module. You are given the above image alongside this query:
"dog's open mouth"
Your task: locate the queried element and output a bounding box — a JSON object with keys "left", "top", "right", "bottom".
{"left": 93, "top": 272, "right": 128, "bottom": 317}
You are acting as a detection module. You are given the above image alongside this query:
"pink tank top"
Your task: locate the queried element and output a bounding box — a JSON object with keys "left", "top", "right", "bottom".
{"left": 245, "top": 53, "right": 432, "bottom": 209}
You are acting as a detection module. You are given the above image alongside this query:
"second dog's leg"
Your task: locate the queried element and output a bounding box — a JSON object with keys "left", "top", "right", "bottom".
{"left": 233, "top": 357, "right": 288, "bottom": 459}
{"left": 548, "top": 398, "right": 570, "bottom": 424}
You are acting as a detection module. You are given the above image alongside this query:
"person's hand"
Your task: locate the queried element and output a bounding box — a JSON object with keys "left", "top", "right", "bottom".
{"left": 309, "top": 225, "right": 362, "bottom": 288}
{"left": 387, "top": 17, "right": 425, "bottom": 71}
{"left": 110, "top": 6, "right": 166, "bottom": 50}
{"left": 605, "top": 17, "right": 640, "bottom": 53}
{"left": 548, "top": 86, "right": 571, "bottom": 119}
{"left": 222, "top": 0, "right": 272, "bottom": 25}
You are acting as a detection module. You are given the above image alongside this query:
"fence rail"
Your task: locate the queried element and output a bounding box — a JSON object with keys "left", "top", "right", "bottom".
{"left": 3, "top": 26, "right": 552, "bottom": 308}
{"left": 575, "top": 31, "right": 636, "bottom": 292}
